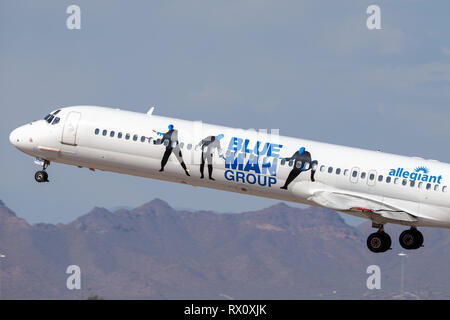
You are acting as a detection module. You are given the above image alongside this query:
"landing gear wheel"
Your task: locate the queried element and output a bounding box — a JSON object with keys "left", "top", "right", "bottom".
{"left": 399, "top": 229, "right": 423, "bottom": 250}
{"left": 414, "top": 229, "right": 424, "bottom": 248}
{"left": 367, "top": 232, "right": 391, "bottom": 253}
{"left": 34, "top": 171, "right": 48, "bottom": 183}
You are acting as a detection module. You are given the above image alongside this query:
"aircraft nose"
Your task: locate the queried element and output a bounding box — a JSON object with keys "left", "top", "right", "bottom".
{"left": 9, "top": 127, "right": 20, "bottom": 146}
{"left": 9, "top": 125, "right": 35, "bottom": 150}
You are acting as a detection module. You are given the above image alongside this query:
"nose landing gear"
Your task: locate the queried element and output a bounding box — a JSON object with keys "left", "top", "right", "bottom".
{"left": 35, "top": 171, "right": 49, "bottom": 183}
{"left": 34, "top": 159, "right": 50, "bottom": 183}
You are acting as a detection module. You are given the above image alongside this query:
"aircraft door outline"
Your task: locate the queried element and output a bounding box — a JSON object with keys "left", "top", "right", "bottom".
{"left": 61, "top": 111, "right": 81, "bottom": 146}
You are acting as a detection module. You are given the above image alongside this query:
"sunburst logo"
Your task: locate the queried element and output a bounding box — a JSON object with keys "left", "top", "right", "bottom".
{"left": 415, "top": 166, "right": 429, "bottom": 174}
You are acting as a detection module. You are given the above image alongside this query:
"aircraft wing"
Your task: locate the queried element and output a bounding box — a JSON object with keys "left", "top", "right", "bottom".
{"left": 307, "top": 191, "right": 418, "bottom": 222}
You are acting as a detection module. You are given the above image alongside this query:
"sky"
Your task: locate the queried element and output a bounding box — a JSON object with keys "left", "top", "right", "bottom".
{"left": 1, "top": 0, "right": 450, "bottom": 224}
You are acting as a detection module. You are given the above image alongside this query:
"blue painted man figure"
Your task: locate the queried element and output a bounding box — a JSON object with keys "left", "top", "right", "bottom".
{"left": 280, "top": 147, "right": 318, "bottom": 190}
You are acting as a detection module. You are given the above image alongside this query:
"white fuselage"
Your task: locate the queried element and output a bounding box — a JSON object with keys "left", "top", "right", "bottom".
{"left": 9, "top": 106, "right": 450, "bottom": 229}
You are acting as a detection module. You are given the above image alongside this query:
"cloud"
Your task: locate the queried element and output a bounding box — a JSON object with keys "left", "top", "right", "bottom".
{"left": 159, "top": 0, "right": 313, "bottom": 29}
{"left": 186, "top": 83, "right": 243, "bottom": 105}
{"left": 442, "top": 47, "right": 450, "bottom": 57}
{"left": 319, "top": 17, "right": 405, "bottom": 55}
{"left": 361, "top": 62, "right": 450, "bottom": 94}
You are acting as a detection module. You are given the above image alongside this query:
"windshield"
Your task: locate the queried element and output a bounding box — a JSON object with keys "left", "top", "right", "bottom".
{"left": 43, "top": 109, "right": 61, "bottom": 123}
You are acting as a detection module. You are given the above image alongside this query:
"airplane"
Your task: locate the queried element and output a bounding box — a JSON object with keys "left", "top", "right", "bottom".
{"left": 9, "top": 105, "right": 450, "bottom": 253}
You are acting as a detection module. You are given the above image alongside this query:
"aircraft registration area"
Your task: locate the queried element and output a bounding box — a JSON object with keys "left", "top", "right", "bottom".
{"left": 9, "top": 106, "right": 450, "bottom": 253}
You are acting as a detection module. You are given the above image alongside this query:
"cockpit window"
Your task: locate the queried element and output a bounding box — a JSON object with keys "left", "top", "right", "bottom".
{"left": 44, "top": 110, "right": 61, "bottom": 123}
{"left": 51, "top": 117, "right": 60, "bottom": 125}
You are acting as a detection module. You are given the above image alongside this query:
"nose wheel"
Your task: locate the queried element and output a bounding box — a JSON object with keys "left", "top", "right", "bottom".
{"left": 34, "top": 159, "right": 50, "bottom": 183}
{"left": 35, "top": 171, "right": 49, "bottom": 183}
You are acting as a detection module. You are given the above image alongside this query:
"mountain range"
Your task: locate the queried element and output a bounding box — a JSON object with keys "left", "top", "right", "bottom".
{"left": 1, "top": 198, "right": 449, "bottom": 299}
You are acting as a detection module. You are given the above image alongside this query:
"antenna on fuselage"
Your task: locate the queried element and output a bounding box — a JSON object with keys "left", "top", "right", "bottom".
{"left": 147, "top": 106, "right": 155, "bottom": 116}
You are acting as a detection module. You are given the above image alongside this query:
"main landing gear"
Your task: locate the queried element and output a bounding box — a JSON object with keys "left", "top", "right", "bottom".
{"left": 366, "top": 225, "right": 424, "bottom": 253}
{"left": 34, "top": 159, "right": 50, "bottom": 183}
{"left": 367, "top": 227, "right": 391, "bottom": 253}
{"left": 399, "top": 228, "right": 424, "bottom": 250}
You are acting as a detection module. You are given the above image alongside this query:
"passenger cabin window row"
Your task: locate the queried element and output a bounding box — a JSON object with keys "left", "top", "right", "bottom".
{"left": 93, "top": 128, "right": 449, "bottom": 194}
{"left": 317, "top": 164, "right": 448, "bottom": 193}
{"left": 94, "top": 128, "right": 201, "bottom": 152}
{"left": 279, "top": 158, "right": 315, "bottom": 171}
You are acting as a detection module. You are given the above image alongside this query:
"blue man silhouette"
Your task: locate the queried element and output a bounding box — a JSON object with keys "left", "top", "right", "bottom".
{"left": 197, "top": 133, "right": 224, "bottom": 180}
{"left": 280, "top": 147, "right": 318, "bottom": 190}
{"left": 154, "top": 124, "right": 190, "bottom": 176}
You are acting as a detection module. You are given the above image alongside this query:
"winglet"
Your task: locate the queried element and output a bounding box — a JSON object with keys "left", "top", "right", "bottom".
{"left": 147, "top": 106, "right": 155, "bottom": 116}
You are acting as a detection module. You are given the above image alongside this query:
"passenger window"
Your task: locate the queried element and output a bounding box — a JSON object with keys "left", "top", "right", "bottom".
{"left": 328, "top": 167, "right": 333, "bottom": 174}
{"left": 443, "top": 186, "right": 448, "bottom": 192}
{"left": 195, "top": 145, "right": 199, "bottom": 151}
{"left": 287, "top": 160, "right": 293, "bottom": 167}
{"left": 335, "top": 168, "right": 341, "bottom": 175}
{"left": 361, "top": 172, "right": 366, "bottom": 179}
{"left": 102, "top": 130, "right": 107, "bottom": 136}
{"left": 304, "top": 162, "right": 310, "bottom": 170}
{"left": 378, "top": 175, "right": 383, "bottom": 182}
{"left": 426, "top": 183, "right": 432, "bottom": 190}
{"left": 369, "top": 173, "right": 375, "bottom": 180}
{"left": 296, "top": 161, "right": 302, "bottom": 169}
{"left": 172, "top": 141, "right": 177, "bottom": 148}
{"left": 118, "top": 132, "right": 123, "bottom": 139}
{"left": 386, "top": 176, "right": 391, "bottom": 183}
{"left": 402, "top": 179, "right": 407, "bottom": 186}
{"left": 110, "top": 131, "right": 115, "bottom": 138}
{"left": 410, "top": 180, "right": 415, "bottom": 187}
{"left": 352, "top": 171, "right": 358, "bottom": 178}
{"left": 164, "top": 140, "right": 169, "bottom": 146}
{"left": 394, "top": 178, "right": 400, "bottom": 184}
{"left": 281, "top": 159, "right": 286, "bottom": 165}
{"left": 125, "top": 133, "right": 130, "bottom": 140}
{"left": 156, "top": 138, "right": 161, "bottom": 144}
{"left": 311, "top": 163, "right": 318, "bottom": 170}
{"left": 133, "top": 135, "right": 138, "bottom": 141}
{"left": 344, "top": 169, "right": 349, "bottom": 176}
{"left": 141, "top": 136, "right": 146, "bottom": 142}
{"left": 187, "top": 144, "right": 193, "bottom": 150}
{"left": 418, "top": 182, "right": 423, "bottom": 189}
{"left": 434, "top": 185, "right": 440, "bottom": 191}
{"left": 95, "top": 128, "right": 100, "bottom": 135}
{"left": 179, "top": 142, "right": 184, "bottom": 149}
{"left": 320, "top": 165, "right": 326, "bottom": 172}
{"left": 148, "top": 137, "right": 152, "bottom": 143}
